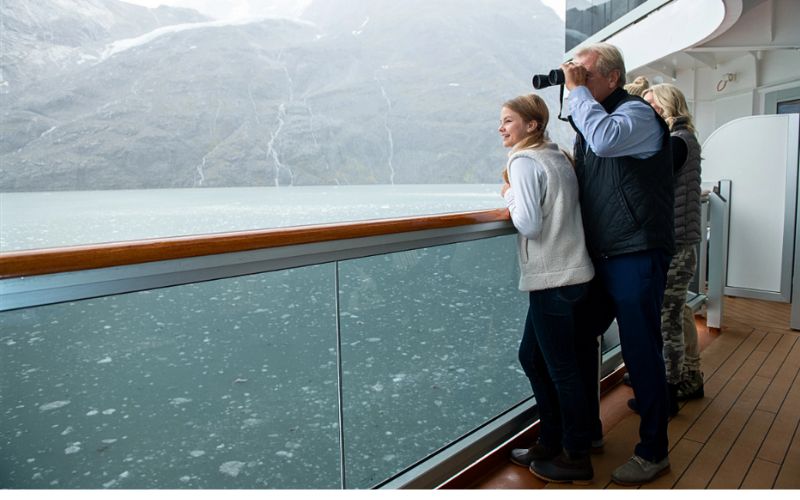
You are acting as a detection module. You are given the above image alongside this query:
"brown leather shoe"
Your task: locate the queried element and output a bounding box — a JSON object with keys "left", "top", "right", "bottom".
{"left": 530, "top": 450, "right": 593, "bottom": 484}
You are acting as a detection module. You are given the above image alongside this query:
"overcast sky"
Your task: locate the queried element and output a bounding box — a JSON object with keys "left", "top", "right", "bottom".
{"left": 123, "top": 0, "right": 565, "bottom": 21}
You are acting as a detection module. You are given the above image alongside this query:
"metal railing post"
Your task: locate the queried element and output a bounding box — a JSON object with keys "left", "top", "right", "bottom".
{"left": 706, "top": 180, "right": 731, "bottom": 329}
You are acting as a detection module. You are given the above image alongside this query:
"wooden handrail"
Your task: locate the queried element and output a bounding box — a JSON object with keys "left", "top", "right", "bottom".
{"left": 0, "top": 209, "right": 511, "bottom": 279}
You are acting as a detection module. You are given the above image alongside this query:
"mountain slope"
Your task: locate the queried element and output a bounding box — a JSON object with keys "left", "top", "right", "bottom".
{"left": 0, "top": 0, "right": 568, "bottom": 190}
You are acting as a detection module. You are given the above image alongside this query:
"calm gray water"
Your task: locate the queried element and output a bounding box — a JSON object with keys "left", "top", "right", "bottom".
{"left": 0, "top": 185, "right": 533, "bottom": 489}
{"left": 0, "top": 185, "right": 504, "bottom": 251}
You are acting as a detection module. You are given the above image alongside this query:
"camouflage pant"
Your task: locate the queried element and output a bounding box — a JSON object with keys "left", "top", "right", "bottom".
{"left": 662, "top": 244, "right": 701, "bottom": 384}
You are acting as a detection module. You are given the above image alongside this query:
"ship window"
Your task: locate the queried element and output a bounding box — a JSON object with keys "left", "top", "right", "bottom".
{"left": 777, "top": 99, "right": 800, "bottom": 115}
{"left": 566, "top": 0, "right": 653, "bottom": 52}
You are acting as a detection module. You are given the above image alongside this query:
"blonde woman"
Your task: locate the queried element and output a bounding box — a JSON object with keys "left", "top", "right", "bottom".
{"left": 642, "top": 83, "right": 704, "bottom": 403}
{"left": 499, "top": 94, "right": 596, "bottom": 483}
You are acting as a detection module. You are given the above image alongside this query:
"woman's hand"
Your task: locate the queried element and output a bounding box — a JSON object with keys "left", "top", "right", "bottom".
{"left": 501, "top": 182, "right": 511, "bottom": 197}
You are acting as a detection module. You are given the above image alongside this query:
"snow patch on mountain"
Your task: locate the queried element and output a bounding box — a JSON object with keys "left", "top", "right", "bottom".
{"left": 101, "top": 17, "right": 319, "bottom": 60}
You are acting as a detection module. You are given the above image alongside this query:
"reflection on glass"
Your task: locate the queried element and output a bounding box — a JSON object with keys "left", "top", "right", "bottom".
{"left": 0, "top": 265, "right": 339, "bottom": 488}
{"left": 338, "top": 235, "right": 530, "bottom": 488}
{"left": 566, "top": 0, "right": 650, "bottom": 51}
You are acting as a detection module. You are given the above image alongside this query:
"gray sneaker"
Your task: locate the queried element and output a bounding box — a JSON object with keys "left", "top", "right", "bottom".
{"left": 611, "top": 455, "right": 670, "bottom": 485}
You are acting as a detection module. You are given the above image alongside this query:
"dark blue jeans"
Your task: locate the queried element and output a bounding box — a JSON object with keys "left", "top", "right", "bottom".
{"left": 575, "top": 249, "right": 671, "bottom": 462}
{"left": 518, "top": 281, "right": 594, "bottom": 453}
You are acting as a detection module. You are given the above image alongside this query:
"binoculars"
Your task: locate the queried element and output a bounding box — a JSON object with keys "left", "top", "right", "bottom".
{"left": 532, "top": 69, "right": 566, "bottom": 89}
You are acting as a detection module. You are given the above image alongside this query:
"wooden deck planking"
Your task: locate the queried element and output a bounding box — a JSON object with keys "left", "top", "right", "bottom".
{"left": 773, "top": 411, "right": 800, "bottom": 488}
{"left": 472, "top": 298, "right": 800, "bottom": 490}
{"left": 758, "top": 337, "right": 800, "bottom": 414}
{"left": 707, "top": 409, "right": 776, "bottom": 488}
{"left": 682, "top": 338, "right": 769, "bottom": 444}
{"left": 675, "top": 374, "right": 773, "bottom": 488}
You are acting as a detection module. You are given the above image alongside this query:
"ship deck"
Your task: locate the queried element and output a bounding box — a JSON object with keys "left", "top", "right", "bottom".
{"left": 464, "top": 297, "right": 800, "bottom": 489}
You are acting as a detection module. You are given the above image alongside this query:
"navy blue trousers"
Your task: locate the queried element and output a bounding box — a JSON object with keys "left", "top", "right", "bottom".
{"left": 518, "top": 282, "right": 597, "bottom": 453}
{"left": 576, "top": 249, "right": 671, "bottom": 462}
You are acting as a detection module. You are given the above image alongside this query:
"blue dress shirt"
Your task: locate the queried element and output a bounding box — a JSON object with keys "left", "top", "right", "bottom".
{"left": 567, "top": 86, "right": 663, "bottom": 159}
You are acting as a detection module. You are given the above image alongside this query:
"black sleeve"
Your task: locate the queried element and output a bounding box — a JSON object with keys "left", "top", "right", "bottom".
{"left": 671, "top": 136, "right": 688, "bottom": 172}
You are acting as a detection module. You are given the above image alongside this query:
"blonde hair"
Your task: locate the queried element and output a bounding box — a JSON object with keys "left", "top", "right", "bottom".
{"left": 503, "top": 94, "right": 550, "bottom": 151}
{"left": 575, "top": 42, "right": 627, "bottom": 86}
{"left": 624, "top": 76, "right": 650, "bottom": 97}
{"left": 644, "top": 83, "right": 696, "bottom": 133}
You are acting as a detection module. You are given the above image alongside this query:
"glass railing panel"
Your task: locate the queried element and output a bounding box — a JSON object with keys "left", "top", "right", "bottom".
{"left": 0, "top": 264, "right": 340, "bottom": 488}
{"left": 337, "top": 234, "right": 530, "bottom": 488}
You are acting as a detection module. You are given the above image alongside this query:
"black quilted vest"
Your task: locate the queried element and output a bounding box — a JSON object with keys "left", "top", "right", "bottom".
{"left": 570, "top": 88, "right": 675, "bottom": 259}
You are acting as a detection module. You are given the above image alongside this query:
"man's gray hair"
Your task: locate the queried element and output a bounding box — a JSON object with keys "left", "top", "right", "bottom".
{"left": 575, "top": 42, "right": 627, "bottom": 87}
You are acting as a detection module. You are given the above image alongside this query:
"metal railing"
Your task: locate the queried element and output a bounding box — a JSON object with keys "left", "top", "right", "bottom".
{"left": 0, "top": 196, "right": 729, "bottom": 488}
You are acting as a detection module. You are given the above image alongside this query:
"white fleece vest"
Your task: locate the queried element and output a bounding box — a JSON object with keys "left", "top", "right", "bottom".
{"left": 507, "top": 145, "right": 595, "bottom": 291}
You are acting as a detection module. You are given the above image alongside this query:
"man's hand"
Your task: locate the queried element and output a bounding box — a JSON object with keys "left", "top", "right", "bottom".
{"left": 561, "top": 61, "right": 587, "bottom": 91}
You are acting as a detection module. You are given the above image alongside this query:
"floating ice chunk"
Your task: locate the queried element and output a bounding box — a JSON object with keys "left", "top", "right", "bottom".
{"left": 180, "top": 476, "right": 192, "bottom": 483}
{"left": 65, "top": 443, "right": 81, "bottom": 455}
{"left": 39, "top": 400, "right": 70, "bottom": 411}
{"left": 371, "top": 383, "right": 384, "bottom": 392}
{"left": 275, "top": 450, "right": 293, "bottom": 458}
{"left": 102, "top": 409, "right": 116, "bottom": 415}
{"left": 383, "top": 454, "right": 396, "bottom": 462}
{"left": 97, "top": 357, "right": 112, "bottom": 364}
{"left": 241, "top": 418, "right": 262, "bottom": 428}
{"left": 61, "top": 426, "right": 74, "bottom": 436}
{"left": 219, "top": 461, "right": 246, "bottom": 477}
{"left": 449, "top": 83, "right": 461, "bottom": 87}
{"left": 102, "top": 439, "right": 118, "bottom": 444}
{"left": 86, "top": 410, "right": 99, "bottom": 416}
{"left": 189, "top": 450, "right": 206, "bottom": 458}
{"left": 170, "top": 397, "right": 192, "bottom": 406}
{"left": 102, "top": 472, "right": 128, "bottom": 489}
{"left": 366, "top": 337, "right": 381, "bottom": 342}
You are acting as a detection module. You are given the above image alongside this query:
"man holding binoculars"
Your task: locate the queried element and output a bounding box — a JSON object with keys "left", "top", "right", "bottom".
{"left": 541, "top": 43, "right": 675, "bottom": 485}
